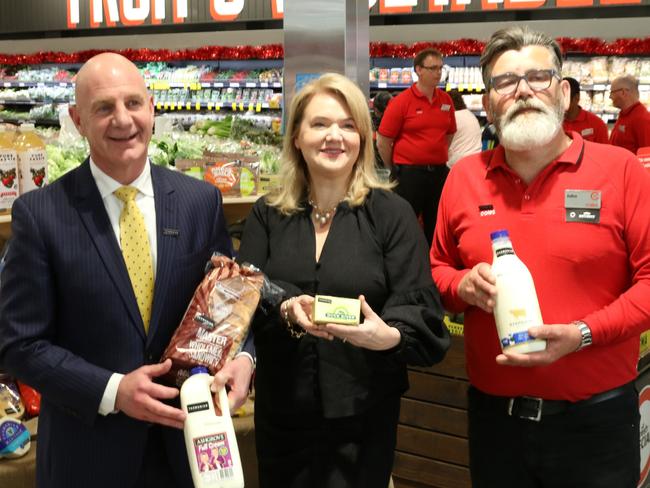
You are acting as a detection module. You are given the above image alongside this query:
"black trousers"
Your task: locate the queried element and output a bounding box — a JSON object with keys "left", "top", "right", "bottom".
{"left": 467, "top": 384, "right": 640, "bottom": 488}
{"left": 134, "top": 425, "right": 194, "bottom": 488}
{"left": 255, "top": 395, "right": 401, "bottom": 488}
{"left": 393, "top": 164, "right": 449, "bottom": 246}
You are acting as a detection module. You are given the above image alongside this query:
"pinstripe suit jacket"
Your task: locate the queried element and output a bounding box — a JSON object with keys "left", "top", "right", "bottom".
{"left": 0, "top": 159, "right": 233, "bottom": 488}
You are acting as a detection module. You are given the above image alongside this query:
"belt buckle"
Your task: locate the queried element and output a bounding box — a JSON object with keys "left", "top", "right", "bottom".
{"left": 508, "top": 396, "right": 543, "bottom": 422}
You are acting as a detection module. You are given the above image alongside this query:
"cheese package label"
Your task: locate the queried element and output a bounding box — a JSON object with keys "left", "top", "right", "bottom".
{"left": 312, "top": 295, "right": 361, "bottom": 325}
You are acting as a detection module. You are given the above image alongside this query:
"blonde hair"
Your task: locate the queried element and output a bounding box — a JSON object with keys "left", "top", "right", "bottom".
{"left": 266, "top": 72, "right": 393, "bottom": 215}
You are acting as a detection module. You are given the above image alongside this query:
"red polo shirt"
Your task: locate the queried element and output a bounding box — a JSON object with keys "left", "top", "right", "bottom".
{"left": 430, "top": 133, "right": 650, "bottom": 401}
{"left": 563, "top": 107, "right": 609, "bottom": 144}
{"left": 378, "top": 84, "right": 456, "bottom": 166}
{"left": 610, "top": 101, "right": 650, "bottom": 154}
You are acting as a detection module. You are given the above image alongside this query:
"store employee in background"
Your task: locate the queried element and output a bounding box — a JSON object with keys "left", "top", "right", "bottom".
{"left": 609, "top": 74, "right": 650, "bottom": 153}
{"left": 562, "top": 76, "right": 609, "bottom": 144}
{"left": 0, "top": 53, "right": 251, "bottom": 488}
{"left": 377, "top": 48, "right": 456, "bottom": 245}
{"left": 431, "top": 26, "right": 650, "bottom": 488}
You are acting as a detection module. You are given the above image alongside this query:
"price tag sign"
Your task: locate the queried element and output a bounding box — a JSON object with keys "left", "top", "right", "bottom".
{"left": 248, "top": 102, "right": 254, "bottom": 111}
{"left": 18, "top": 83, "right": 25, "bottom": 87}
{"left": 170, "top": 103, "right": 176, "bottom": 111}
{"left": 195, "top": 102, "right": 201, "bottom": 110}
{"left": 260, "top": 82, "right": 269, "bottom": 88}
{"left": 231, "top": 102, "right": 237, "bottom": 111}
{"left": 3, "top": 83, "right": 10, "bottom": 88}
{"left": 256, "top": 102, "right": 262, "bottom": 112}
{"left": 201, "top": 82, "right": 211, "bottom": 88}
{"left": 246, "top": 82, "right": 255, "bottom": 88}
{"left": 458, "top": 84, "right": 465, "bottom": 92}
{"left": 186, "top": 102, "right": 191, "bottom": 110}
{"left": 594, "top": 84, "right": 606, "bottom": 91}
{"left": 273, "top": 82, "right": 282, "bottom": 88}
{"left": 156, "top": 102, "right": 162, "bottom": 110}
{"left": 216, "top": 104, "right": 221, "bottom": 111}
{"left": 207, "top": 102, "right": 214, "bottom": 110}
{"left": 215, "top": 82, "right": 224, "bottom": 88}
{"left": 230, "top": 82, "right": 240, "bottom": 88}
{"left": 163, "top": 102, "right": 169, "bottom": 110}
{"left": 378, "top": 82, "right": 387, "bottom": 89}
{"left": 239, "top": 102, "right": 245, "bottom": 111}
{"left": 445, "top": 83, "right": 451, "bottom": 91}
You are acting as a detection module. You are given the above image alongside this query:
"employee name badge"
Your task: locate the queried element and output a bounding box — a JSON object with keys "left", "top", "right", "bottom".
{"left": 619, "top": 124, "right": 626, "bottom": 133}
{"left": 581, "top": 128, "right": 594, "bottom": 136}
{"left": 565, "top": 189, "right": 601, "bottom": 224}
{"left": 441, "top": 104, "right": 451, "bottom": 112}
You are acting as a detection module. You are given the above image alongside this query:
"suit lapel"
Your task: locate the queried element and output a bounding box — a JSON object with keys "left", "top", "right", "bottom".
{"left": 148, "top": 165, "right": 178, "bottom": 344}
{"left": 72, "top": 160, "right": 146, "bottom": 340}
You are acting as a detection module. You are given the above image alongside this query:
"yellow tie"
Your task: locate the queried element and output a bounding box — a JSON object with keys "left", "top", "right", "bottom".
{"left": 114, "top": 186, "right": 154, "bottom": 333}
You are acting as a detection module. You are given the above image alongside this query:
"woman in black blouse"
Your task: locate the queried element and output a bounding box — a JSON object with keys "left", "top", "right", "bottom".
{"left": 238, "top": 73, "right": 449, "bottom": 488}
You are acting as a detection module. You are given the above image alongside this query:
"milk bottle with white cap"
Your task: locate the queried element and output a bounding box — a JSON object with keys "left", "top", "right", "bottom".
{"left": 490, "top": 229, "right": 546, "bottom": 354}
{"left": 180, "top": 366, "right": 245, "bottom": 488}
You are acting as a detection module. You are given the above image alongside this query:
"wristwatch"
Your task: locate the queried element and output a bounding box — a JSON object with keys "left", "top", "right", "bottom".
{"left": 574, "top": 321, "right": 593, "bottom": 351}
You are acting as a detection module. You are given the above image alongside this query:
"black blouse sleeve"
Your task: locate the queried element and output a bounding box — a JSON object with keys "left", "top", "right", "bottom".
{"left": 372, "top": 191, "right": 450, "bottom": 366}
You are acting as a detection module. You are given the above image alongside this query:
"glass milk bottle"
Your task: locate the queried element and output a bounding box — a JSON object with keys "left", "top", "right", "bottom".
{"left": 14, "top": 123, "right": 47, "bottom": 195}
{"left": 490, "top": 229, "right": 546, "bottom": 354}
{"left": 180, "top": 366, "right": 245, "bottom": 488}
{"left": 0, "top": 127, "right": 19, "bottom": 211}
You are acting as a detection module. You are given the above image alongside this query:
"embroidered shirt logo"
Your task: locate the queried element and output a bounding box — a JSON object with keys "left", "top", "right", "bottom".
{"left": 479, "top": 204, "right": 496, "bottom": 216}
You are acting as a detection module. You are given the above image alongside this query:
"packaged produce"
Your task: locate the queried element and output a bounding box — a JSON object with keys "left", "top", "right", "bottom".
{"left": 16, "top": 382, "right": 41, "bottom": 417}
{"left": 0, "top": 375, "right": 25, "bottom": 419}
{"left": 312, "top": 295, "right": 361, "bottom": 325}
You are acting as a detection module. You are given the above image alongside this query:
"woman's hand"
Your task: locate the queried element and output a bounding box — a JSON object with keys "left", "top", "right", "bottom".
{"left": 321, "top": 295, "right": 401, "bottom": 351}
{"left": 282, "top": 295, "right": 334, "bottom": 340}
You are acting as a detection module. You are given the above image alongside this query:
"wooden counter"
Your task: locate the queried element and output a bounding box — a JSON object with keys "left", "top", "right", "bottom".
{"left": 393, "top": 334, "right": 471, "bottom": 488}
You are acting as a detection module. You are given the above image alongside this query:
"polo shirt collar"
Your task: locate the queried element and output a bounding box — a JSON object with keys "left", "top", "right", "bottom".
{"left": 486, "top": 131, "right": 585, "bottom": 176}
{"left": 620, "top": 101, "right": 642, "bottom": 117}
{"left": 411, "top": 83, "right": 439, "bottom": 102}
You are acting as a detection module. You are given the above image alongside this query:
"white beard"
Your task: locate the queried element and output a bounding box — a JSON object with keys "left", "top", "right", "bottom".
{"left": 493, "top": 97, "right": 564, "bottom": 151}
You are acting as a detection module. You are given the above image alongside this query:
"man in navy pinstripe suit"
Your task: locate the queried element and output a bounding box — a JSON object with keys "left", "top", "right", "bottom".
{"left": 0, "top": 53, "right": 254, "bottom": 488}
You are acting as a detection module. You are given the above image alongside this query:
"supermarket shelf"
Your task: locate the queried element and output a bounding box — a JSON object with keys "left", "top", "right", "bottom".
{"left": 0, "top": 117, "right": 59, "bottom": 126}
{"left": 0, "top": 100, "right": 69, "bottom": 105}
{"left": 0, "top": 214, "right": 11, "bottom": 224}
{"left": 1, "top": 81, "right": 73, "bottom": 87}
{"left": 222, "top": 195, "right": 261, "bottom": 205}
{"left": 147, "top": 80, "right": 282, "bottom": 90}
{"left": 371, "top": 81, "right": 485, "bottom": 92}
{"left": 154, "top": 101, "right": 278, "bottom": 112}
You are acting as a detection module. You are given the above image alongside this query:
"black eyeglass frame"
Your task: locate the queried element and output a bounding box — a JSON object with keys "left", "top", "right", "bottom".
{"left": 487, "top": 69, "right": 561, "bottom": 95}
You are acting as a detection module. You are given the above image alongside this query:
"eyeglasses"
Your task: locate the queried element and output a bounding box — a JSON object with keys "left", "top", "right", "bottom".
{"left": 488, "top": 69, "right": 560, "bottom": 95}
{"left": 420, "top": 65, "right": 443, "bottom": 72}
{"left": 609, "top": 88, "right": 627, "bottom": 95}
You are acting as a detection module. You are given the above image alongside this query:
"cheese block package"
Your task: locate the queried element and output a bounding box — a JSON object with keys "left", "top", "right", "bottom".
{"left": 162, "top": 254, "right": 283, "bottom": 387}
{"left": 312, "top": 295, "right": 361, "bottom": 325}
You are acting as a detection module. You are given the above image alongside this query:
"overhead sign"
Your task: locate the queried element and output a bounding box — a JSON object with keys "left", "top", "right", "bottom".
{"left": 64, "top": 0, "right": 650, "bottom": 29}
{"left": 0, "top": 0, "right": 647, "bottom": 34}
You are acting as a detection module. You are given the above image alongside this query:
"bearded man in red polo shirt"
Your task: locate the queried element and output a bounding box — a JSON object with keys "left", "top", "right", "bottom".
{"left": 431, "top": 26, "right": 650, "bottom": 488}
{"left": 609, "top": 74, "right": 650, "bottom": 154}
{"left": 377, "top": 48, "right": 457, "bottom": 245}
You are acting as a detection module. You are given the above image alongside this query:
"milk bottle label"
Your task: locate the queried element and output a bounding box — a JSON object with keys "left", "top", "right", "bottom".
{"left": 0, "top": 149, "right": 18, "bottom": 209}
{"left": 18, "top": 149, "right": 47, "bottom": 193}
{"left": 192, "top": 432, "right": 236, "bottom": 483}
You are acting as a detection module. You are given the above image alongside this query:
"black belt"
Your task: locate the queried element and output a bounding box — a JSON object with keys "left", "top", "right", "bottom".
{"left": 469, "top": 382, "right": 635, "bottom": 422}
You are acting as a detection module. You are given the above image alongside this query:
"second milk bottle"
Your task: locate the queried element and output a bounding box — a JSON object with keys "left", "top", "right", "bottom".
{"left": 490, "top": 229, "right": 546, "bottom": 354}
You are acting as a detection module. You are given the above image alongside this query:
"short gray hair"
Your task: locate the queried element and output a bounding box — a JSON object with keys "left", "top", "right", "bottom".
{"left": 611, "top": 75, "right": 639, "bottom": 95}
{"left": 480, "top": 26, "right": 563, "bottom": 88}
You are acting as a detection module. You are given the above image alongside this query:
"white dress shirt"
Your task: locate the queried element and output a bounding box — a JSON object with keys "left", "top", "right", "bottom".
{"left": 90, "top": 158, "right": 157, "bottom": 416}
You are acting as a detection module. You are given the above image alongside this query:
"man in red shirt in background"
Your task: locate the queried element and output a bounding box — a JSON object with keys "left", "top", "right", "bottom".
{"left": 377, "top": 48, "right": 456, "bottom": 245}
{"left": 431, "top": 26, "right": 650, "bottom": 488}
{"left": 562, "top": 76, "right": 609, "bottom": 144}
{"left": 610, "top": 74, "right": 650, "bottom": 153}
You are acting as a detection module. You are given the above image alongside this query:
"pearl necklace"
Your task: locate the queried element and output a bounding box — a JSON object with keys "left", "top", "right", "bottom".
{"left": 309, "top": 199, "right": 339, "bottom": 227}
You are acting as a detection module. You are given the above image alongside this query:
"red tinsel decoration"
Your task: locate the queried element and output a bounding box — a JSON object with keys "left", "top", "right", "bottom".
{"left": 1, "top": 38, "right": 650, "bottom": 65}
